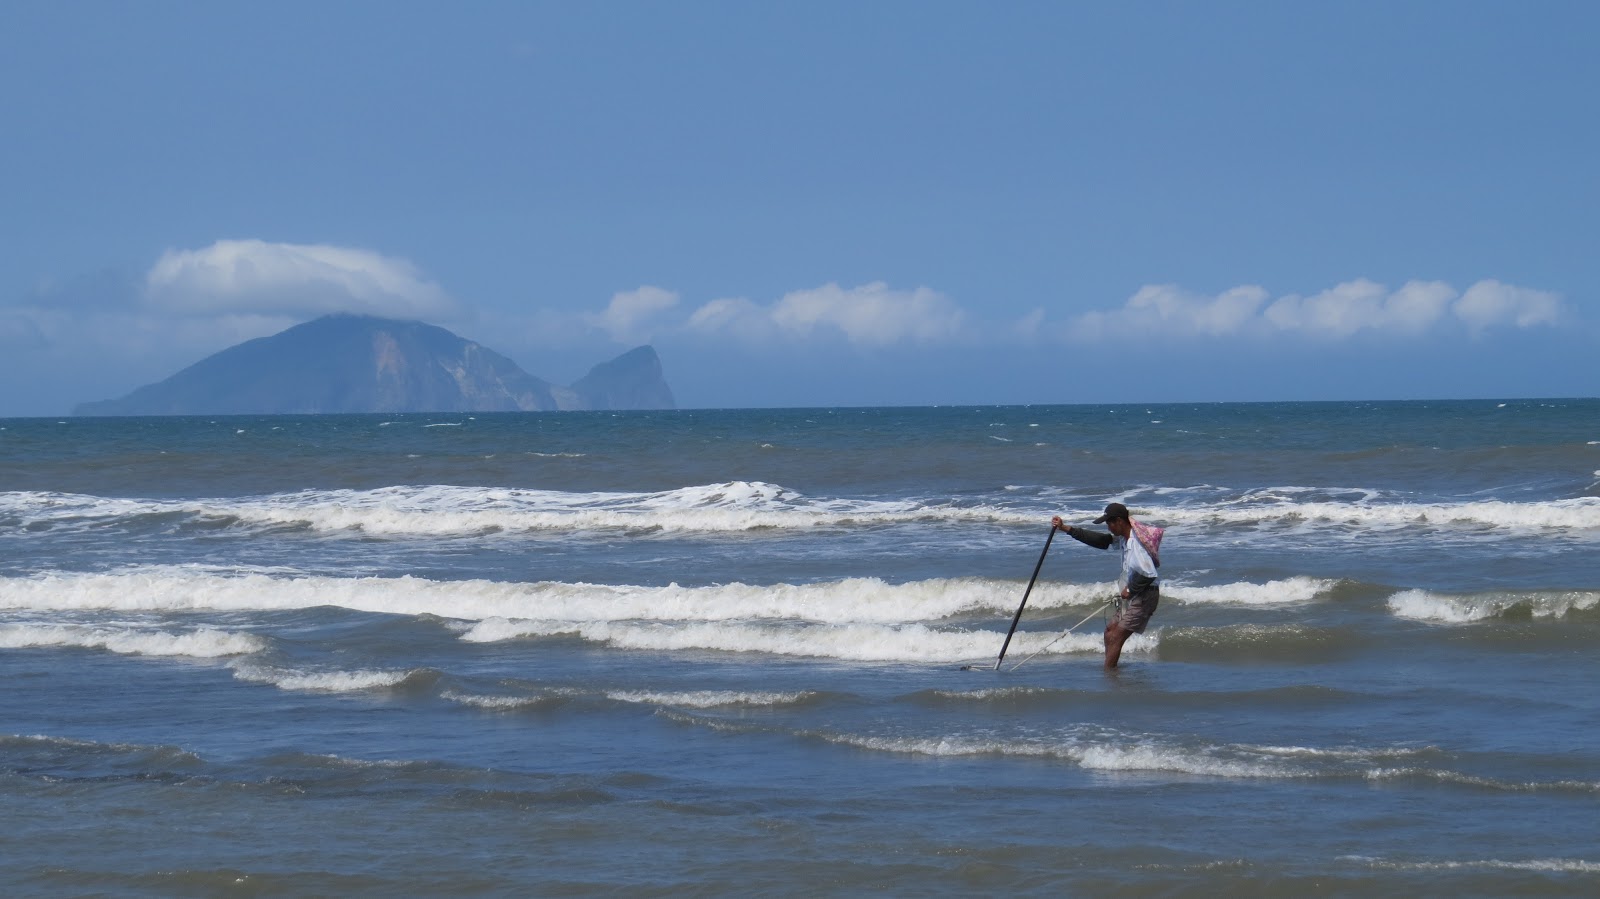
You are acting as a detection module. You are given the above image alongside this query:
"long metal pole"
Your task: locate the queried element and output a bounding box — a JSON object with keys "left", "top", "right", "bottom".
{"left": 991, "top": 525, "right": 1057, "bottom": 669}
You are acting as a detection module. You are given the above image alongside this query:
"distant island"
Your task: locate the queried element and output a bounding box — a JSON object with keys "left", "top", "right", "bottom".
{"left": 73, "top": 314, "right": 675, "bottom": 416}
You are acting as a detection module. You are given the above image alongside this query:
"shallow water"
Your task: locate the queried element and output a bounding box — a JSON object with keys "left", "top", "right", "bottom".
{"left": 3, "top": 401, "right": 1598, "bottom": 894}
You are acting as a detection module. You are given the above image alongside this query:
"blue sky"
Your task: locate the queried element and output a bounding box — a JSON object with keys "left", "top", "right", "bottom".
{"left": 3, "top": 1, "right": 1596, "bottom": 415}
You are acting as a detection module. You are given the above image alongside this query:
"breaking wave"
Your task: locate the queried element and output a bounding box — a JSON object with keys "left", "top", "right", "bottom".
{"left": 228, "top": 662, "right": 434, "bottom": 693}
{"left": 0, "top": 622, "right": 263, "bottom": 658}
{"left": 0, "top": 568, "right": 1114, "bottom": 623}
{"left": 5, "top": 483, "right": 1598, "bottom": 540}
{"left": 457, "top": 617, "right": 1152, "bottom": 663}
{"left": 1387, "top": 589, "right": 1600, "bottom": 623}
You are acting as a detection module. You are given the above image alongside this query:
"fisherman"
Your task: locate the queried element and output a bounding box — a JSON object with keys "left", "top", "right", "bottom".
{"left": 1050, "top": 502, "right": 1163, "bottom": 669}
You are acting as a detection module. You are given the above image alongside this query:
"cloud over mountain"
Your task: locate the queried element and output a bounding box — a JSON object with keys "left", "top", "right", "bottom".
{"left": 145, "top": 239, "right": 459, "bottom": 320}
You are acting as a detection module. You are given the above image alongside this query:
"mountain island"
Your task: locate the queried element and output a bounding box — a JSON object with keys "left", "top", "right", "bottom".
{"left": 73, "top": 314, "right": 675, "bottom": 416}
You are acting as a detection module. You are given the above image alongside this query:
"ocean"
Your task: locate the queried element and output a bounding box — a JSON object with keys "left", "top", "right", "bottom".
{"left": 2, "top": 400, "right": 1597, "bottom": 895}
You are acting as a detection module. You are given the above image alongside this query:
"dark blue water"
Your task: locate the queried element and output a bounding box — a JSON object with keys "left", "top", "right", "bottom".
{"left": 3, "top": 401, "right": 1598, "bottom": 894}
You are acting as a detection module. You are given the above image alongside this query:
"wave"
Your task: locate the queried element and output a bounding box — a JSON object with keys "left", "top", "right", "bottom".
{"left": 1157, "top": 494, "right": 1600, "bottom": 532}
{"left": 440, "top": 689, "right": 564, "bottom": 711}
{"left": 658, "top": 713, "right": 1600, "bottom": 795}
{"left": 1153, "top": 623, "right": 1359, "bottom": 664}
{"left": 458, "top": 617, "right": 1153, "bottom": 663}
{"left": 660, "top": 714, "right": 1378, "bottom": 780}
{"left": 0, "top": 568, "right": 1120, "bottom": 623}
{"left": 604, "top": 689, "right": 817, "bottom": 708}
{"left": 6, "top": 482, "right": 1599, "bottom": 539}
{"left": 0, "top": 733, "right": 207, "bottom": 788}
{"left": 1342, "top": 856, "right": 1600, "bottom": 874}
{"left": 0, "top": 622, "right": 263, "bottom": 658}
{"left": 0, "top": 483, "right": 949, "bottom": 537}
{"left": 815, "top": 731, "right": 1302, "bottom": 779}
{"left": 1364, "top": 767, "right": 1600, "bottom": 794}
{"left": 1166, "top": 577, "right": 1339, "bottom": 605}
{"left": 0, "top": 568, "right": 1378, "bottom": 663}
{"left": 1387, "top": 589, "right": 1600, "bottom": 623}
{"left": 227, "top": 662, "right": 435, "bottom": 693}
{"left": 0, "top": 732, "right": 202, "bottom": 768}
{"left": 907, "top": 684, "right": 1359, "bottom": 710}
{"left": 439, "top": 686, "right": 817, "bottom": 713}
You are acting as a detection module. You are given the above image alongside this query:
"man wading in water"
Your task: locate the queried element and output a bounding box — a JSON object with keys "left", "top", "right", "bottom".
{"left": 1051, "top": 502, "right": 1163, "bottom": 669}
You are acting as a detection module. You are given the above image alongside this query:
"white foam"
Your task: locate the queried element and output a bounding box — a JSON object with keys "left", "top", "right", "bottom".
{"left": 0, "top": 483, "right": 968, "bottom": 536}
{"left": 1, "top": 733, "right": 201, "bottom": 764}
{"left": 1387, "top": 589, "right": 1599, "bottom": 623}
{"left": 1074, "top": 742, "right": 1287, "bottom": 778}
{"left": 927, "top": 686, "right": 1061, "bottom": 701}
{"left": 459, "top": 618, "right": 1149, "bottom": 662}
{"left": 829, "top": 733, "right": 1060, "bottom": 758}
{"left": 0, "top": 569, "right": 1114, "bottom": 624}
{"left": 1365, "top": 767, "right": 1600, "bottom": 793}
{"left": 824, "top": 732, "right": 1291, "bottom": 778}
{"left": 440, "top": 690, "right": 551, "bottom": 710}
{"left": 0, "top": 567, "right": 1165, "bottom": 663}
{"left": 1345, "top": 856, "right": 1600, "bottom": 873}
{"left": 7, "top": 483, "right": 1599, "bottom": 539}
{"left": 1159, "top": 494, "right": 1600, "bottom": 531}
{"left": 1248, "top": 743, "right": 1436, "bottom": 761}
{"left": 229, "top": 663, "right": 418, "bottom": 692}
{"left": 1167, "top": 577, "right": 1338, "bottom": 606}
{"left": 831, "top": 730, "right": 1539, "bottom": 785}
{"left": 0, "top": 623, "right": 263, "bottom": 658}
{"left": 605, "top": 690, "right": 812, "bottom": 708}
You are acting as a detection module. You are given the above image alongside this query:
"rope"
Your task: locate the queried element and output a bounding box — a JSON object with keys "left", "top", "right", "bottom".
{"left": 1006, "top": 598, "right": 1115, "bottom": 671}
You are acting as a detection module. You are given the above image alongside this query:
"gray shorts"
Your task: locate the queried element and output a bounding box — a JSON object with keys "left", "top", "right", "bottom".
{"left": 1117, "top": 579, "right": 1159, "bottom": 634}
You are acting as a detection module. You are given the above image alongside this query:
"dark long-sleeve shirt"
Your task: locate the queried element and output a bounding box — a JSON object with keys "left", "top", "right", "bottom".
{"left": 1066, "top": 526, "right": 1159, "bottom": 592}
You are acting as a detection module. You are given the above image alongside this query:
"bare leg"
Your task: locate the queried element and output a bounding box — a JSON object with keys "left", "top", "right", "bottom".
{"left": 1104, "top": 620, "right": 1133, "bottom": 669}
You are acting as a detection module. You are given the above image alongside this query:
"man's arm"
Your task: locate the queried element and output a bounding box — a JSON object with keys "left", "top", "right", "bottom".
{"left": 1060, "top": 524, "right": 1114, "bottom": 550}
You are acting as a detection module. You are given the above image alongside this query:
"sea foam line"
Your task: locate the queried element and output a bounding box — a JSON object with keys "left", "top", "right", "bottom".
{"left": 663, "top": 712, "right": 1595, "bottom": 793}
{"left": 822, "top": 733, "right": 1287, "bottom": 779}
{"left": 440, "top": 690, "right": 558, "bottom": 711}
{"left": 0, "top": 483, "right": 949, "bottom": 536}
{"left": 659, "top": 715, "right": 1318, "bottom": 779}
{"left": 1166, "top": 577, "right": 1338, "bottom": 606}
{"left": 459, "top": 618, "right": 1153, "bottom": 662}
{"left": 7, "top": 483, "right": 1597, "bottom": 538}
{"left": 1156, "top": 495, "right": 1600, "bottom": 531}
{"left": 228, "top": 662, "right": 427, "bottom": 693}
{"left": 1343, "top": 856, "right": 1600, "bottom": 874}
{"left": 0, "top": 622, "right": 263, "bottom": 658}
{"left": 605, "top": 690, "right": 814, "bottom": 708}
{"left": 0, "top": 569, "right": 1125, "bottom": 624}
{"left": 1387, "top": 589, "right": 1599, "bottom": 623}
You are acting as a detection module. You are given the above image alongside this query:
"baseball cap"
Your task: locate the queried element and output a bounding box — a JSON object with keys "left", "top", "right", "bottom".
{"left": 1093, "top": 502, "right": 1130, "bottom": 523}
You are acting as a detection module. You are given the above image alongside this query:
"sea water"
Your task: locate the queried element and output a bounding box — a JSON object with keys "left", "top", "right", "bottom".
{"left": 1, "top": 401, "right": 1597, "bottom": 895}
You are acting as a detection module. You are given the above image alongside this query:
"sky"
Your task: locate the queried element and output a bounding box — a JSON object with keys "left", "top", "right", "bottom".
{"left": 2, "top": 0, "right": 1597, "bottom": 415}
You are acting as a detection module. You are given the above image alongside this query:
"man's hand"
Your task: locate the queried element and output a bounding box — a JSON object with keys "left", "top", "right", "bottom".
{"left": 1051, "top": 515, "right": 1069, "bottom": 533}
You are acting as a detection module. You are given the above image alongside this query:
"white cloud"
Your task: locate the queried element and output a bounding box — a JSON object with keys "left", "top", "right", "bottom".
{"left": 685, "top": 296, "right": 773, "bottom": 341}
{"left": 144, "top": 239, "right": 458, "bottom": 320}
{"left": 1079, "top": 284, "right": 1270, "bottom": 339}
{"left": 591, "top": 286, "right": 680, "bottom": 344}
{"left": 1071, "top": 278, "right": 1562, "bottom": 341}
{"left": 688, "top": 282, "right": 964, "bottom": 346}
{"left": 1262, "top": 279, "right": 1456, "bottom": 338}
{"left": 1454, "top": 280, "right": 1562, "bottom": 333}
{"left": 1014, "top": 307, "right": 1048, "bottom": 338}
